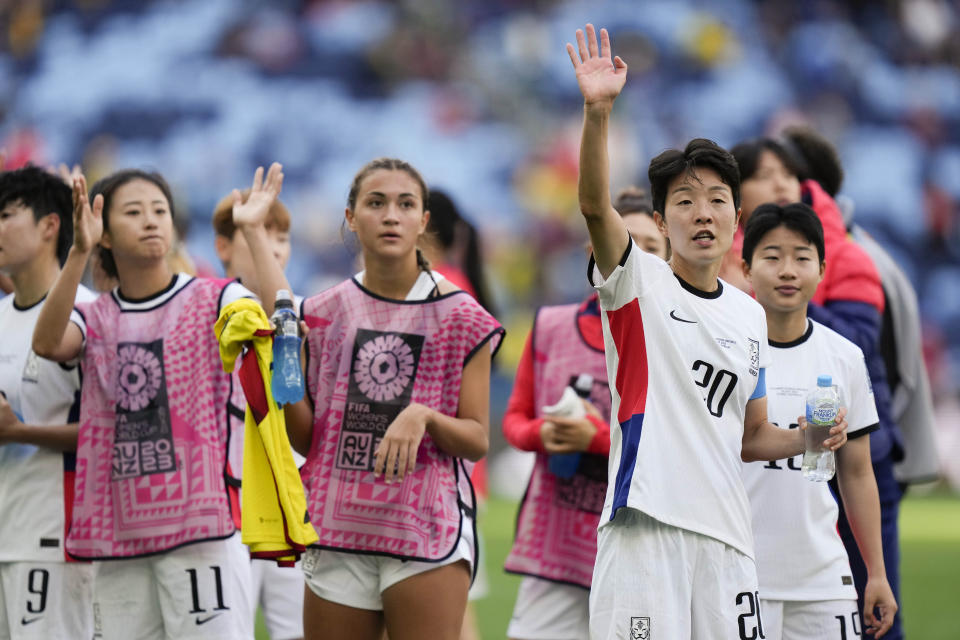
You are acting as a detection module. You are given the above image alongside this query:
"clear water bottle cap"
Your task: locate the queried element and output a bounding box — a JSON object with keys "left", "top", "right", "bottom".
{"left": 274, "top": 289, "right": 294, "bottom": 309}
{"left": 817, "top": 374, "right": 832, "bottom": 387}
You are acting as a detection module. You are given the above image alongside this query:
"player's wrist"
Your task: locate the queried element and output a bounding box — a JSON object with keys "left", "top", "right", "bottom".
{"left": 584, "top": 100, "right": 614, "bottom": 117}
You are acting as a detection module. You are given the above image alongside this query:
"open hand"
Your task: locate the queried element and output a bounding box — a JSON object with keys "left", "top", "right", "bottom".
{"left": 232, "top": 163, "right": 284, "bottom": 228}
{"left": 71, "top": 174, "right": 104, "bottom": 253}
{"left": 50, "top": 163, "right": 83, "bottom": 185}
{"left": 566, "top": 24, "right": 628, "bottom": 107}
{"left": 373, "top": 403, "right": 429, "bottom": 484}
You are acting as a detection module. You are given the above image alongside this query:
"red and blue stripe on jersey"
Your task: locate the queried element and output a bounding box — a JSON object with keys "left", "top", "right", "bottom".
{"left": 607, "top": 298, "right": 648, "bottom": 519}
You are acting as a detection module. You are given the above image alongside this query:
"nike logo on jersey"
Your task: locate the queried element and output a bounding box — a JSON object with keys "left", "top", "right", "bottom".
{"left": 21, "top": 616, "right": 43, "bottom": 626}
{"left": 669, "top": 310, "right": 696, "bottom": 324}
{"left": 195, "top": 613, "right": 223, "bottom": 626}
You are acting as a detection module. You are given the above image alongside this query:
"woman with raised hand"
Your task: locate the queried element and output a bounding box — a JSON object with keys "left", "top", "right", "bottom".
{"left": 566, "top": 24, "right": 847, "bottom": 639}
{"left": 503, "top": 189, "right": 667, "bottom": 640}
{"left": 31, "top": 164, "right": 287, "bottom": 640}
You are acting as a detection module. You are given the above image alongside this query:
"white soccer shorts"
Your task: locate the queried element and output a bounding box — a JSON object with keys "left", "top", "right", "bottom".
{"left": 507, "top": 575, "right": 589, "bottom": 640}
{"left": 0, "top": 561, "right": 94, "bottom": 640}
{"left": 761, "top": 598, "right": 861, "bottom": 640}
{"left": 91, "top": 534, "right": 254, "bottom": 640}
{"left": 302, "top": 514, "right": 474, "bottom": 611}
{"left": 589, "top": 508, "right": 761, "bottom": 640}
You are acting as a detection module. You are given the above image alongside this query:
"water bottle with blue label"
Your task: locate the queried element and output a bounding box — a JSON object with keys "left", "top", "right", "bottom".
{"left": 271, "top": 290, "right": 304, "bottom": 406}
{"left": 544, "top": 374, "right": 593, "bottom": 479}
{"left": 802, "top": 374, "right": 840, "bottom": 481}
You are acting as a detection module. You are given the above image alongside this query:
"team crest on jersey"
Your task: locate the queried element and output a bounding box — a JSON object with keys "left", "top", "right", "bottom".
{"left": 21, "top": 351, "right": 40, "bottom": 383}
{"left": 748, "top": 338, "right": 760, "bottom": 376}
{"left": 630, "top": 616, "right": 650, "bottom": 639}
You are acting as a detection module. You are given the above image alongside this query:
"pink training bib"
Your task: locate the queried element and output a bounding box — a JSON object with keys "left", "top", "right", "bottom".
{"left": 67, "top": 278, "right": 237, "bottom": 558}
{"left": 301, "top": 279, "right": 503, "bottom": 561}
{"left": 504, "top": 303, "right": 610, "bottom": 588}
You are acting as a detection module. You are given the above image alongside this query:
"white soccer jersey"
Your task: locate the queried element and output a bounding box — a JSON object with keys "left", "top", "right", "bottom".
{"left": 743, "top": 319, "right": 879, "bottom": 601}
{"left": 0, "top": 285, "right": 96, "bottom": 562}
{"left": 590, "top": 240, "right": 770, "bottom": 558}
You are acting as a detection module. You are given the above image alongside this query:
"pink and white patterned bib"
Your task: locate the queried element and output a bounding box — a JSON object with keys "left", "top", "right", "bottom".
{"left": 301, "top": 279, "right": 503, "bottom": 561}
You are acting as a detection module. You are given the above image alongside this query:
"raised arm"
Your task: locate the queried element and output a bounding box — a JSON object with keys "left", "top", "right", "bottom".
{"left": 231, "top": 163, "right": 294, "bottom": 315}
{"left": 567, "top": 24, "right": 630, "bottom": 277}
{"left": 33, "top": 175, "right": 100, "bottom": 362}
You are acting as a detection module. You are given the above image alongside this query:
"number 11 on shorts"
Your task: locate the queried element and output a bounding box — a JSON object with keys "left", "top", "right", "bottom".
{"left": 186, "top": 566, "right": 229, "bottom": 614}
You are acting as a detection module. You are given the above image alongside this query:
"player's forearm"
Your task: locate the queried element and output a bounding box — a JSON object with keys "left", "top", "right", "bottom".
{"left": 425, "top": 407, "right": 489, "bottom": 462}
{"left": 240, "top": 224, "right": 293, "bottom": 316}
{"left": 502, "top": 412, "right": 547, "bottom": 453}
{"left": 283, "top": 398, "right": 314, "bottom": 457}
{"left": 579, "top": 103, "right": 627, "bottom": 277}
{"left": 6, "top": 422, "right": 78, "bottom": 452}
{"left": 837, "top": 443, "right": 887, "bottom": 579}
{"left": 579, "top": 103, "right": 614, "bottom": 219}
{"left": 741, "top": 421, "right": 804, "bottom": 462}
{"left": 32, "top": 247, "right": 87, "bottom": 360}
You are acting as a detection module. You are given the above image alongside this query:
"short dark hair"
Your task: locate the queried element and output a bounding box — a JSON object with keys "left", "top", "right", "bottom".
{"left": 0, "top": 165, "right": 74, "bottom": 266}
{"left": 742, "top": 202, "right": 825, "bottom": 266}
{"left": 613, "top": 186, "right": 653, "bottom": 217}
{"left": 89, "top": 169, "right": 175, "bottom": 279}
{"left": 648, "top": 138, "right": 741, "bottom": 216}
{"left": 730, "top": 137, "right": 808, "bottom": 184}
{"left": 781, "top": 126, "right": 844, "bottom": 197}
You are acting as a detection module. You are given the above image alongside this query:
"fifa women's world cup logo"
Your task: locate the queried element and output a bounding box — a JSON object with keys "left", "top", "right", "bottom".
{"left": 117, "top": 344, "right": 163, "bottom": 411}
{"left": 353, "top": 333, "right": 417, "bottom": 403}
{"left": 337, "top": 329, "right": 424, "bottom": 472}
{"left": 112, "top": 340, "right": 176, "bottom": 479}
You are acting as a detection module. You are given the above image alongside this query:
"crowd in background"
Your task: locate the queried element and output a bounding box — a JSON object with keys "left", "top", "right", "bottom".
{"left": 2, "top": 0, "right": 959, "bottom": 478}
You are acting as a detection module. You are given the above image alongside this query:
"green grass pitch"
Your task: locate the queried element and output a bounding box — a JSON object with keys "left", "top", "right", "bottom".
{"left": 256, "top": 488, "right": 960, "bottom": 639}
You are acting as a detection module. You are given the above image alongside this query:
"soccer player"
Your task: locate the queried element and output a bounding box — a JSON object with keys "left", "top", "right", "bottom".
{"left": 0, "top": 166, "right": 96, "bottom": 639}
{"left": 211, "top": 189, "right": 304, "bottom": 640}
{"left": 30, "top": 166, "right": 288, "bottom": 639}
{"left": 730, "top": 132, "right": 904, "bottom": 639}
{"left": 565, "top": 24, "right": 848, "bottom": 639}
{"left": 250, "top": 158, "right": 503, "bottom": 640}
{"left": 741, "top": 202, "right": 898, "bottom": 638}
{"left": 503, "top": 189, "right": 667, "bottom": 640}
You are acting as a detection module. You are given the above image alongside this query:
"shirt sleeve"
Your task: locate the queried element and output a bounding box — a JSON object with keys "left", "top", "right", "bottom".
{"left": 846, "top": 347, "right": 881, "bottom": 438}
{"left": 586, "top": 414, "right": 611, "bottom": 455}
{"left": 589, "top": 238, "right": 660, "bottom": 311}
{"left": 219, "top": 281, "right": 257, "bottom": 314}
{"left": 70, "top": 307, "right": 87, "bottom": 340}
{"left": 750, "top": 368, "right": 767, "bottom": 400}
{"left": 502, "top": 330, "right": 548, "bottom": 453}
{"left": 757, "top": 307, "right": 772, "bottom": 369}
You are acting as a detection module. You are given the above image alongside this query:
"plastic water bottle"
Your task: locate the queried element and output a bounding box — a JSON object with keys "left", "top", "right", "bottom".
{"left": 802, "top": 375, "right": 840, "bottom": 481}
{"left": 271, "top": 290, "right": 304, "bottom": 406}
{"left": 544, "top": 374, "right": 594, "bottom": 479}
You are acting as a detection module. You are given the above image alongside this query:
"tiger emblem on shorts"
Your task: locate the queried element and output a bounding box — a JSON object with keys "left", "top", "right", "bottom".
{"left": 630, "top": 616, "right": 650, "bottom": 639}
